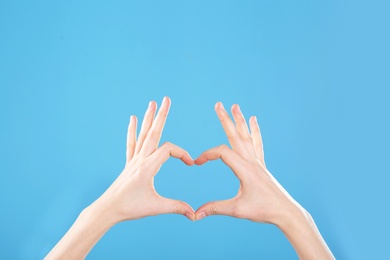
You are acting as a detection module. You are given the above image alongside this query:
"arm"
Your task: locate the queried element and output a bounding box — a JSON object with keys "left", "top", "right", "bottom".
{"left": 45, "top": 97, "right": 195, "bottom": 259}
{"left": 194, "top": 102, "right": 334, "bottom": 260}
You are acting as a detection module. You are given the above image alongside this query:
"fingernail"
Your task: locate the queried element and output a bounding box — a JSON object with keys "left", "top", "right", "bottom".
{"left": 185, "top": 213, "right": 194, "bottom": 221}
{"left": 197, "top": 212, "right": 207, "bottom": 221}
{"left": 148, "top": 101, "right": 153, "bottom": 109}
{"left": 162, "top": 96, "right": 167, "bottom": 105}
{"left": 189, "top": 155, "right": 194, "bottom": 161}
{"left": 254, "top": 116, "right": 258, "bottom": 123}
{"left": 236, "top": 104, "right": 241, "bottom": 113}
{"left": 219, "top": 102, "right": 225, "bottom": 111}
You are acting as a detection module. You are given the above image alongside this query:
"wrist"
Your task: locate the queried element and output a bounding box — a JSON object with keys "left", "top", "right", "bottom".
{"left": 273, "top": 203, "right": 335, "bottom": 259}
{"left": 274, "top": 202, "right": 312, "bottom": 232}
{"left": 45, "top": 199, "right": 117, "bottom": 259}
{"left": 83, "top": 198, "right": 119, "bottom": 230}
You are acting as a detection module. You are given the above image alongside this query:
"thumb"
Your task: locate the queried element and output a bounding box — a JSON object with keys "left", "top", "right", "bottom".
{"left": 195, "top": 199, "right": 236, "bottom": 221}
{"left": 157, "top": 197, "right": 196, "bottom": 221}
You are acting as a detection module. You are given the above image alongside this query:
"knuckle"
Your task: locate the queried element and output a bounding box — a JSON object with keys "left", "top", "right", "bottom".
{"left": 161, "top": 141, "right": 172, "bottom": 149}
{"left": 219, "top": 144, "right": 229, "bottom": 151}
{"left": 237, "top": 116, "right": 246, "bottom": 122}
{"left": 208, "top": 203, "right": 220, "bottom": 216}
{"left": 174, "top": 204, "right": 183, "bottom": 214}
{"left": 219, "top": 116, "right": 228, "bottom": 123}
{"left": 160, "top": 142, "right": 174, "bottom": 156}
{"left": 225, "top": 132, "right": 237, "bottom": 140}
{"left": 138, "top": 159, "right": 151, "bottom": 172}
{"left": 149, "top": 129, "right": 160, "bottom": 138}
{"left": 244, "top": 136, "right": 253, "bottom": 143}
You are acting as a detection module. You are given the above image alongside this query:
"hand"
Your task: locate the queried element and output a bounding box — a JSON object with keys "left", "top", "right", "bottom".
{"left": 91, "top": 97, "right": 196, "bottom": 223}
{"left": 194, "top": 102, "right": 334, "bottom": 260}
{"left": 194, "top": 102, "right": 299, "bottom": 224}
{"left": 46, "top": 97, "right": 196, "bottom": 260}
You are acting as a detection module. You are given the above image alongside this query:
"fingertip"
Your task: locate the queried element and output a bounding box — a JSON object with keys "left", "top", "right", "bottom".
{"left": 160, "top": 97, "right": 171, "bottom": 116}
{"left": 185, "top": 157, "right": 195, "bottom": 166}
{"left": 215, "top": 102, "right": 225, "bottom": 112}
{"left": 214, "top": 102, "right": 220, "bottom": 111}
{"left": 194, "top": 157, "right": 205, "bottom": 165}
{"left": 148, "top": 100, "right": 157, "bottom": 111}
{"left": 251, "top": 116, "right": 259, "bottom": 127}
{"left": 180, "top": 202, "right": 195, "bottom": 221}
{"left": 231, "top": 104, "right": 240, "bottom": 114}
{"left": 180, "top": 152, "right": 194, "bottom": 166}
{"left": 185, "top": 212, "right": 196, "bottom": 221}
{"left": 186, "top": 160, "right": 195, "bottom": 166}
{"left": 129, "top": 115, "right": 137, "bottom": 127}
{"left": 162, "top": 96, "right": 171, "bottom": 106}
{"left": 196, "top": 211, "right": 207, "bottom": 221}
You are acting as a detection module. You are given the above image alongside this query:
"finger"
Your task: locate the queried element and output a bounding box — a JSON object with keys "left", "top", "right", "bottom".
{"left": 156, "top": 197, "right": 196, "bottom": 221}
{"left": 134, "top": 101, "right": 157, "bottom": 155}
{"left": 195, "top": 199, "right": 236, "bottom": 220}
{"left": 126, "top": 115, "right": 137, "bottom": 162}
{"left": 215, "top": 102, "right": 252, "bottom": 158}
{"left": 195, "top": 145, "right": 249, "bottom": 182}
{"left": 231, "top": 104, "right": 256, "bottom": 157}
{"left": 249, "top": 116, "right": 266, "bottom": 166}
{"left": 146, "top": 142, "right": 194, "bottom": 174}
{"left": 140, "top": 96, "right": 171, "bottom": 156}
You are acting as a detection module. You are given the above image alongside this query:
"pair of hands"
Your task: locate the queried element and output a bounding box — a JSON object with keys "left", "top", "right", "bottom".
{"left": 46, "top": 96, "right": 334, "bottom": 260}
{"left": 91, "top": 96, "right": 299, "bottom": 225}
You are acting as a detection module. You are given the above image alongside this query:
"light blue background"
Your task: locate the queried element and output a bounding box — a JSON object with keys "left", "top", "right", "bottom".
{"left": 1, "top": 0, "right": 389, "bottom": 259}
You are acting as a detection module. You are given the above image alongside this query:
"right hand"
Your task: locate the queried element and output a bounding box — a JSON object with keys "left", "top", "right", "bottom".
{"left": 195, "top": 102, "right": 303, "bottom": 225}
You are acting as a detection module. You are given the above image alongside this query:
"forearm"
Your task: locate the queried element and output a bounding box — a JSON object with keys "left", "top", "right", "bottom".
{"left": 276, "top": 206, "right": 334, "bottom": 260}
{"left": 45, "top": 202, "right": 116, "bottom": 260}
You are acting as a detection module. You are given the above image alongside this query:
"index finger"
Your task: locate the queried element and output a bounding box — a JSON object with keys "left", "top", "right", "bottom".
{"left": 195, "top": 144, "right": 249, "bottom": 182}
{"left": 145, "top": 142, "right": 194, "bottom": 175}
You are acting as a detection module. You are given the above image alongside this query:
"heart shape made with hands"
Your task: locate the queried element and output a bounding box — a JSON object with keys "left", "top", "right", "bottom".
{"left": 167, "top": 149, "right": 243, "bottom": 221}
{"left": 153, "top": 148, "right": 239, "bottom": 220}
{"left": 115, "top": 96, "right": 272, "bottom": 223}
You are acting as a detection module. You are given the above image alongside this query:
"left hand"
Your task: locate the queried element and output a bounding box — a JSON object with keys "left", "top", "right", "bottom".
{"left": 90, "top": 97, "right": 196, "bottom": 223}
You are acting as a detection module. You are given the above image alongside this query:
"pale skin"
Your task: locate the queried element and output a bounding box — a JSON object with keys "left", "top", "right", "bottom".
{"left": 45, "top": 97, "right": 334, "bottom": 260}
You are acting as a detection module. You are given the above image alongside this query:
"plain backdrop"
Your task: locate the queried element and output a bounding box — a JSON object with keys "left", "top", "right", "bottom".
{"left": 1, "top": 0, "right": 389, "bottom": 259}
